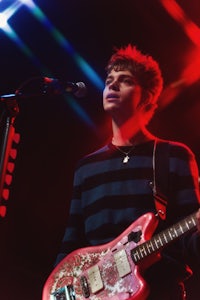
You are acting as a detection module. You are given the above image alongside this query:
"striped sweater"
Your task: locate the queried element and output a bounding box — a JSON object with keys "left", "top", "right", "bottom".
{"left": 57, "top": 139, "right": 200, "bottom": 276}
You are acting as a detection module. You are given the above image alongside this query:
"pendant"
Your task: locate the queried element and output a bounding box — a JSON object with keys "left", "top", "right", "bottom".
{"left": 123, "top": 155, "right": 130, "bottom": 163}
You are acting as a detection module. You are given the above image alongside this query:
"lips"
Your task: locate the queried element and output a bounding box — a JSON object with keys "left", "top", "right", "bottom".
{"left": 106, "top": 93, "right": 119, "bottom": 99}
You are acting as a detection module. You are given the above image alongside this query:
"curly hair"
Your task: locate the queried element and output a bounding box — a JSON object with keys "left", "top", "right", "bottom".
{"left": 106, "top": 44, "right": 163, "bottom": 105}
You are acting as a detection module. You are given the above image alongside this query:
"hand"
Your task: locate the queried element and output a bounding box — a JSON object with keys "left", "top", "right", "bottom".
{"left": 197, "top": 209, "right": 200, "bottom": 232}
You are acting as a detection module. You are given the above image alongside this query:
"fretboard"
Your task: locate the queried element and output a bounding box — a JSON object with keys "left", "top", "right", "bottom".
{"left": 131, "top": 212, "right": 197, "bottom": 263}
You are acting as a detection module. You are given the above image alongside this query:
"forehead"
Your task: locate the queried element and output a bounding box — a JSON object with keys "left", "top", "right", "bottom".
{"left": 106, "top": 69, "right": 134, "bottom": 78}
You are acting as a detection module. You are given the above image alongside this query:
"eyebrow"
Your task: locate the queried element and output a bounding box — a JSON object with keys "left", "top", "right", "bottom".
{"left": 105, "top": 74, "right": 135, "bottom": 81}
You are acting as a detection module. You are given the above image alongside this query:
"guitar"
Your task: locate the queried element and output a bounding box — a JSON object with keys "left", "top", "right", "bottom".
{"left": 42, "top": 211, "right": 197, "bottom": 300}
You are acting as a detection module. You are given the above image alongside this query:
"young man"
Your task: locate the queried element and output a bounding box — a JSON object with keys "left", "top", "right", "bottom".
{"left": 56, "top": 45, "right": 200, "bottom": 299}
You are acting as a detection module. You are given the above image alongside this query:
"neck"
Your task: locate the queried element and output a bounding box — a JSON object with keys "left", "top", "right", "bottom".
{"left": 112, "top": 119, "right": 154, "bottom": 146}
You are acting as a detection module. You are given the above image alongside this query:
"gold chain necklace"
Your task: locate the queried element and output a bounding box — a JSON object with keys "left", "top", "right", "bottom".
{"left": 114, "top": 145, "right": 135, "bottom": 163}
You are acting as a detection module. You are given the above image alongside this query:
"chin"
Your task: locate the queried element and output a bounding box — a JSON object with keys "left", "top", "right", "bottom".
{"left": 104, "top": 102, "right": 119, "bottom": 111}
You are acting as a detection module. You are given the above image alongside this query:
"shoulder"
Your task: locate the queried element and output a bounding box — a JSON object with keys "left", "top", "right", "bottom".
{"left": 75, "top": 144, "right": 111, "bottom": 170}
{"left": 85, "top": 144, "right": 110, "bottom": 157}
{"left": 156, "top": 139, "right": 199, "bottom": 179}
{"left": 157, "top": 138, "right": 195, "bottom": 159}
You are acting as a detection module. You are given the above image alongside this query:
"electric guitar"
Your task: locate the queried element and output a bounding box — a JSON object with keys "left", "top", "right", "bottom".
{"left": 42, "top": 211, "right": 197, "bottom": 300}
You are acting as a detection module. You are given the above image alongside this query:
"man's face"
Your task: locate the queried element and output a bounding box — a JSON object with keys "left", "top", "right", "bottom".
{"left": 103, "top": 69, "right": 142, "bottom": 118}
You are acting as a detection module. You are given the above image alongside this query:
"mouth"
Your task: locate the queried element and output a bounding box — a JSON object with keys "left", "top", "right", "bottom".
{"left": 106, "top": 93, "right": 119, "bottom": 100}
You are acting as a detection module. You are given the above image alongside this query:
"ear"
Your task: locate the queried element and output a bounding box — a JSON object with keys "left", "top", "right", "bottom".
{"left": 139, "top": 91, "right": 155, "bottom": 111}
{"left": 138, "top": 93, "right": 158, "bottom": 125}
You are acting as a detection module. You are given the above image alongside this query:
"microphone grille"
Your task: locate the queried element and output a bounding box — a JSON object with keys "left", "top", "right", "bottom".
{"left": 75, "top": 82, "right": 87, "bottom": 98}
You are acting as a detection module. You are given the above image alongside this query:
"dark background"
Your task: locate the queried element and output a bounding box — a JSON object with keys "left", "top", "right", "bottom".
{"left": 0, "top": 1, "right": 200, "bottom": 299}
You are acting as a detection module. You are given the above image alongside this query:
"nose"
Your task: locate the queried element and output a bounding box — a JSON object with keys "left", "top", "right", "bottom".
{"left": 109, "top": 79, "right": 119, "bottom": 91}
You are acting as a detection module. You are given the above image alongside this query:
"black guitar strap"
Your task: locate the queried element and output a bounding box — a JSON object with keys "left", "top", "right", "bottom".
{"left": 152, "top": 139, "right": 169, "bottom": 220}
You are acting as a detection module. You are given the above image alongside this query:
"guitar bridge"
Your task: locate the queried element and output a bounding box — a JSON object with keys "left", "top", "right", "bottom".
{"left": 51, "top": 285, "right": 76, "bottom": 300}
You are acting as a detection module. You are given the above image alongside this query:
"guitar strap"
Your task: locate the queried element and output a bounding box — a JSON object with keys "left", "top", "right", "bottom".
{"left": 152, "top": 139, "right": 169, "bottom": 220}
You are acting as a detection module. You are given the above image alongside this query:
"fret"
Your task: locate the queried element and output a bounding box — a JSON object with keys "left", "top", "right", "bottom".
{"left": 157, "top": 235, "right": 164, "bottom": 246}
{"left": 156, "top": 232, "right": 169, "bottom": 246}
{"left": 169, "top": 227, "right": 178, "bottom": 239}
{"left": 178, "top": 223, "right": 184, "bottom": 234}
{"left": 132, "top": 248, "right": 141, "bottom": 262}
{"left": 141, "top": 246, "right": 147, "bottom": 257}
{"left": 152, "top": 234, "right": 164, "bottom": 250}
{"left": 161, "top": 232, "right": 168, "bottom": 243}
{"left": 154, "top": 238, "right": 159, "bottom": 248}
{"left": 149, "top": 240, "right": 155, "bottom": 251}
{"left": 185, "top": 221, "right": 190, "bottom": 230}
{"left": 139, "top": 247, "right": 145, "bottom": 258}
{"left": 150, "top": 239, "right": 156, "bottom": 252}
{"left": 173, "top": 224, "right": 182, "bottom": 236}
{"left": 146, "top": 241, "right": 154, "bottom": 253}
{"left": 174, "top": 226, "right": 179, "bottom": 237}
{"left": 168, "top": 229, "right": 173, "bottom": 240}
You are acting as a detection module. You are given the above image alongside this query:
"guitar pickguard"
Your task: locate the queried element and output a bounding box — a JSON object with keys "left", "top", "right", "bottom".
{"left": 43, "top": 213, "right": 159, "bottom": 300}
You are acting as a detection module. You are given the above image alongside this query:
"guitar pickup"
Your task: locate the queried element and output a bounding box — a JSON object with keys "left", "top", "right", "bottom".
{"left": 51, "top": 285, "right": 76, "bottom": 300}
{"left": 114, "top": 249, "right": 131, "bottom": 278}
{"left": 87, "top": 264, "right": 104, "bottom": 294}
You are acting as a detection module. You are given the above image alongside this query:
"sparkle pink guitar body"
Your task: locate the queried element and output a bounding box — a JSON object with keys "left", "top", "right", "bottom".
{"left": 42, "top": 211, "right": 197, "bottom": 300}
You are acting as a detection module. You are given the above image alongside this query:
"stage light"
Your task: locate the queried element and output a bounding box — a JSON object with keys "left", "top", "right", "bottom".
{"left": 0, "top": 1, "right": 23, "bottom": 29}
{"left": 0, "top": 7, "right": 51, "bottom": 76}
{"left": 0, "top": 0, "right": 101, "bottom": 130}
{"left": 0, "top": 12, "right": 7, "bottom": 28}
{"left": 1, "top": 0, "right": 104, "bottom": 91}
{"left": 19, "top": 0, "right": 34, "bottom": 7}
{"left": 21, "top": 1, "right": 104, "bottom": 90}
{"left": 1, "top": 20, "right": 47, "bottom": 71}
{"left": 160, "top": 0, "right": 200, "bottom": 108}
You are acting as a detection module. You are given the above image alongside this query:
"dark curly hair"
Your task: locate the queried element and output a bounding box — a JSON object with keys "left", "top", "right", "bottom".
{"left": 106, "top": 44, "right": 163, "bottom": 106}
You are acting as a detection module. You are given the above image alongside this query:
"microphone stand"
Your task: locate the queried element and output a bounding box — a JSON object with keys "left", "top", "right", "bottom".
{"left": 0, "top": 85, "right": 60, "bottom": 219}
{"left": 0, "top": 95, "right": 19, "bottom": 218}
{"left": 0, "top": 75, "right": 85, "bottom": 218}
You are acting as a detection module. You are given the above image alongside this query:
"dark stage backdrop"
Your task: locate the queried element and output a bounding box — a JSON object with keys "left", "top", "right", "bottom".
{"left": 0, "top": 1, "right": 200, "bottom": 299}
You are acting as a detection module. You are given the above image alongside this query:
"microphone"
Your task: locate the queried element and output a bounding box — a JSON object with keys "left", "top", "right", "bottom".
{"left": 43, "top": 77, "right": 87, "bottom": 98}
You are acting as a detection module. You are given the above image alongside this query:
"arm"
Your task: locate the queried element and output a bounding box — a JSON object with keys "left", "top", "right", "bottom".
{"left": 166, "top": 143, "right": 200, "bottom": 268}
{"left": 55, "top": 163, "right": 87, "bottom": 265}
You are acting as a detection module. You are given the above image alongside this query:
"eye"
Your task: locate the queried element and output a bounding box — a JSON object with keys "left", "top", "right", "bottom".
{"left": 105, "top": 78, "right": 112, "bottom": 85}
{"left": 124, "top": 79, "right": 132, "bottom": 84}
{"left": 122, "top": 77, "right": 135, "bottom": 85}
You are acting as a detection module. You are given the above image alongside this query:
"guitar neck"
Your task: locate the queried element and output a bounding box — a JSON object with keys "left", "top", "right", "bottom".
{"left": 131, "top": 212, "right": 197, "bottom": 263}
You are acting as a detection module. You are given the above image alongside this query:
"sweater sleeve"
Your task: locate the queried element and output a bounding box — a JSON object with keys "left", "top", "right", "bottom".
{"left": 162, "top": 142, "right": 200, "bottom": 270}
{"left": 55, "top": 163, "right": 88, "bottom": 266}
{"left": 180, "top": 147, "right": 200, "bottom": 266}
